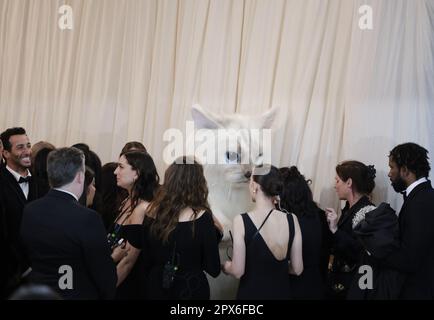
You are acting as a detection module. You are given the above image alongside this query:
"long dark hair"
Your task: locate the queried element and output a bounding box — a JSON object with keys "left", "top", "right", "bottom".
{"left": 121, "top": 151, "right": 160, "bottom": 212}
{"left": 32, "top": 147, "right": 54, "bottom": 197}
{"left": 148, "top": 156, "right": 210, "bottom": 243}
{"left": 279, "top": 166, "right": 319, "bottom": 217}
{"left": 79, "top": 166, "right": 95, "bottom": 207}
{"left": 96, "top": 162, "right": 123, "bottom": 230}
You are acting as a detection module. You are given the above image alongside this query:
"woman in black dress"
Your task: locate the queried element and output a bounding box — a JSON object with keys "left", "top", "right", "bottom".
{"left": 279, "top": 166, "right": 331, "bottom": 299}
{"left": 222, "top": 165, "right": 303, "bottom": 300}
{"left": 144, "top": 156, "right": 221, "bottom": 300}
{"left": 109, "top": 151, "right": 159, "bottom": 299}
{"left": 325, "top": 160, "right": 376, "bottom": 299}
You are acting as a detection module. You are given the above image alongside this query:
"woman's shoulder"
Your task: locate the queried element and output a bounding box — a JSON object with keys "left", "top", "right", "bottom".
{"left": 135, "top": 200, "right": 151, "bottom": 212}
{"left": 127, "top": 200, "right": 150, "bottom": 224}
{"left": 352, "top": 204, "right": 377, "bottom": 229}
{"left": 193, "top": 209, "right": 212, "bottom": 222}
{"left": 142, "top": 214, "right": 155, "bottom": 225}
{"left": 274, "top": 209, "right": 297, "bottom": 221}
{"left": 178, "top": 208, "right": 209, "bottom": 223}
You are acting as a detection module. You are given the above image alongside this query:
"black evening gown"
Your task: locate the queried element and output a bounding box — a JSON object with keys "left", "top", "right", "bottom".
{"left": 236, "top": 213, "right": 295, "bottom": 300}
{"left": 112, "top": 224, "right": 146, "bottom": 299}
{"left": 289, "top": 208, "right": 331, "bottom": 299}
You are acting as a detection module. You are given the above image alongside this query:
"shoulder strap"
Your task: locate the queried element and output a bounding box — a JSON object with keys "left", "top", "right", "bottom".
{"left": 286, "top": 213, "right": 295, "bottom": 260}
{"left": 240, "top": 213, "right": 249, "bottom": 243}
{"left": 248, "top": 209, "right": 274, "bottom": 247}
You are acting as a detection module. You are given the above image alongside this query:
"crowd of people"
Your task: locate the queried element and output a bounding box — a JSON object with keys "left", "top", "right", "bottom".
{"left": 1, "top": 126, "right": 433, "bottom": 300}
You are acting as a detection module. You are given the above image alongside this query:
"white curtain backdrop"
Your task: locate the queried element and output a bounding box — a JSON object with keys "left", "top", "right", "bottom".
{"left": 1, "top": 0, "right": 433, "bottom": 211}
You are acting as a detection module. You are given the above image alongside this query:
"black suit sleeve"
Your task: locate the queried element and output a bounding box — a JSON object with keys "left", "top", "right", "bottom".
{"left": 200, "top": 212, "right": 221, "bottom": 278}
{"left": 81, "top": 211, "right": 117, "bottom": 299}
{"left": 384, "top": 197, "right": 434, "bottom": 273}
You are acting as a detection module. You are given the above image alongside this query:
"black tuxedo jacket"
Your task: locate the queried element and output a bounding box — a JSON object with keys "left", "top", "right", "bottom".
{"left": 0, "top": 189, "right": 10, "bottom": 298}
{"left": 0, "top": 165, "right": 38, "bottom": 295}
{"left": 20, "top": 189, "right": 117, "bottom": 300}
{"left": 0, "top": 165, "right": 38, "bottom": 241}
{"left": 385, "top": 181, "right": 434, "bottom": 299}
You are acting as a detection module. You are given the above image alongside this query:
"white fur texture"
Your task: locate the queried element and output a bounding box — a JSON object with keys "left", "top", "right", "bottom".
{"left": 191, "top": 104, "right": 277, "bottom": 299}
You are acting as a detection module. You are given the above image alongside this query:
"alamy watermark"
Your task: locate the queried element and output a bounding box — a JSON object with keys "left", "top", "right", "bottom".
{"left": 358, "top": 265, "right": 373, "bottom": 290}
{"left": 163, "top": 121, "right": 272, "bottom": 175}
{"left": 359, "top": 5, "right": 373, "bottom": 30}
{"left": 58, "top": 5, "right": 73, "bottom": 30}
{"left": 58, "top": 265, "right": 73, "bottom": 290}
{"left": 56, "top": 4, "right": 373, "bottom": 33}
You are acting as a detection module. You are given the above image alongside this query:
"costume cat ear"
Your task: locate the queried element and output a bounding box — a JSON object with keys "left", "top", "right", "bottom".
{"left": 191, "top": 104, "right": 224, "bottom": 129}
{"left": 257, "top": 106, "right": 279, "bottom": 129}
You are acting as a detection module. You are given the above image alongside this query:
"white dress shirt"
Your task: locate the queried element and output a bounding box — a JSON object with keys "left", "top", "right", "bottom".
{"left": 53, "top": 188, "right": 79, "bottom": 201}
{"left": 6, "top": 165, "right": 31, "bottom": 199}
{"left": 405, "top": 177, "right": 428, "bottom": 197}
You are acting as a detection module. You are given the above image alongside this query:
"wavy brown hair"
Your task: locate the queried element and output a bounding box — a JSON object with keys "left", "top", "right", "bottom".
{"left": 148, "top": 156, "right": 210, "bottom": 243}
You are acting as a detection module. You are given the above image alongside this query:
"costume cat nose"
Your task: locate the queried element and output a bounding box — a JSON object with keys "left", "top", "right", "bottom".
{"left": 244, "top": 171, "right": 252, "bottom": 179}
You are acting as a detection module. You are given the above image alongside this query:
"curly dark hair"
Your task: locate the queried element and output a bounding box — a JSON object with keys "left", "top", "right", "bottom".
{"left": 279, "top": 166, "right": 319, "bottom": 217}
{"left": 148, "top": 156, "right": 210, "bottom": 243}
{"left": 389, "top": 143, "right": 430, "bottom": 179}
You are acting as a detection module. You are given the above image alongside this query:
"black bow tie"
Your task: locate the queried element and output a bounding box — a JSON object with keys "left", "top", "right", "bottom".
{"left": 18, "top": 176, "right": 32, "bottom": 184}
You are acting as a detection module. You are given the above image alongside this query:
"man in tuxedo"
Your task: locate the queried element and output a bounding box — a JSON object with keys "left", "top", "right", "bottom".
{"left": 20, "top": 147, "right": 117, "bottom": 299}
{"left": 385, "top": 142, "right": 434, "bottom": 299}
{"left": 0, "top": 127, "right": 37, "bottom": 297}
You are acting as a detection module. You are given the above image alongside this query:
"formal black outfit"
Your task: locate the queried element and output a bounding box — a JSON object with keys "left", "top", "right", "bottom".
{"left": 383, "top": 180, "right": 434, "bottom": 299}
{"left": 109, "top": 223, "right": 147, "bottom": 299}
{"left": 290, "top": 208, "right": 331, "bottom": 299}
{"left": 0, "top": 165, "right": 38, "bottom": 296}
{"left": 347, "top": 202, "right": 405, "bottom": 299}
{"left": 144, "top": 211, "right": 221, "bottom": 300}
{"left": 327, "top": 196, "right": 374, "bottom": 299}
{"left": 20, "top": 189, "right": 117, "bottom": 299}
{"left": 237, "top": 212, "right": 295, "bottom": 300}
{"left": 1, "top": 190, "right": 10, "bottom": 298}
